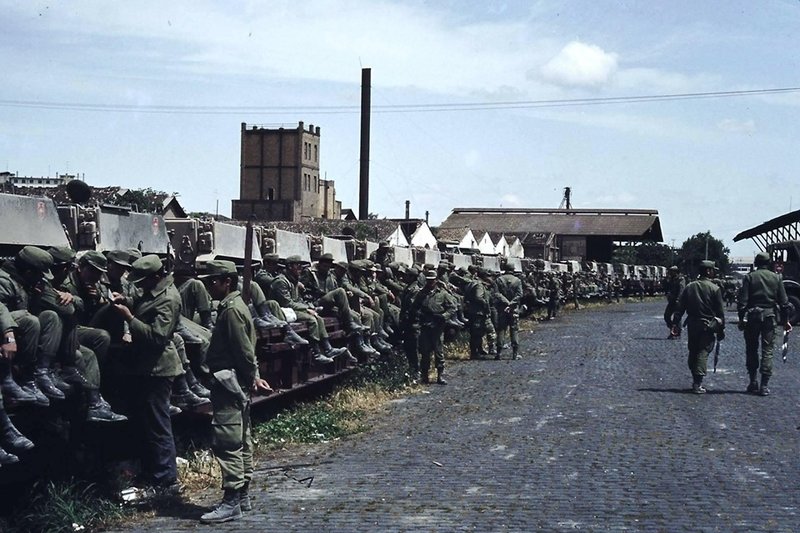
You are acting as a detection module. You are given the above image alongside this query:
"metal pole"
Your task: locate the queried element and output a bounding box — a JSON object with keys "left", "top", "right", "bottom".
{"left": 358, "top": 68, "right": 371, "bottom": 220}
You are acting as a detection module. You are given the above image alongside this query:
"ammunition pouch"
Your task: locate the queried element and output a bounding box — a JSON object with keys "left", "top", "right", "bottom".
{"left": 746, "top": 307, "right": 765, "bottom": 325}
{"left": 212, "top": 369, "right": 249, "bottom": 408}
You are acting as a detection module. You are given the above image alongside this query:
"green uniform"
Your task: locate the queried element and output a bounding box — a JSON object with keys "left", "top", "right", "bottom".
{"left": 664, "top": 274, "right": 686, "bottom": 329}
{"left": 493, "top": 272, "right": 523, "bottom": 355}
{"left": 463, "top": 276, "right": 496, "bottom": 358}
{"left": 415, "top": 285, "right": 456, "bottom": 375}
{"left": 673, "top": 276, "right": 724, "bottom": 382}
{"left": 269, "top": 273, "right": 327, "bottom": 342}
{"left": 206, "top": 290, "right": 257, "bottom": 492}
{"left": 737, "top": 266, "right": 789, "bottom": 378}
{"left": 177, "top": 278, "right": 213, "bottom": 326}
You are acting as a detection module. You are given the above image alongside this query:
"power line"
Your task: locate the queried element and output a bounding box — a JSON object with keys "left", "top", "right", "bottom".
{"left": 0, "top": 86, "right": 798, "bottom": 115}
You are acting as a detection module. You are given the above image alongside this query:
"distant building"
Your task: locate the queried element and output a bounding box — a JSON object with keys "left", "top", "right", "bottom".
{"left": 0, "top": 171, "right": 76, "bottom": 188}
{"left": 232, "top": 122, "right": 342, "bottom": 222}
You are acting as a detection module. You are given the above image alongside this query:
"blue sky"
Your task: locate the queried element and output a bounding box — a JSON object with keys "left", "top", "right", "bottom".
{"left": 2, "top": 0, "right": 800, "bottom": 257}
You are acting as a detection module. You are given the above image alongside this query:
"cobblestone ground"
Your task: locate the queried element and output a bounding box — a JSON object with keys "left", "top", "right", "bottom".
{"left": 117, "top": 300, "right": 800, "bottom": 532}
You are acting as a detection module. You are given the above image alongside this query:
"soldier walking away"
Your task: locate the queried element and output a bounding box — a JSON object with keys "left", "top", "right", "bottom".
{"left": 664, "top": 266, "right": 685, "bottom": 339}
{"left": 199, "top": 260, "right": 272, "bottom": 524}
{"left": 737, "top": 252, "right": 793, "bottom": 396}
{"left": 671, "top": 260, "right": 725, "bottom": 394}
{"left": 493, "top": 263, "right": 523, "bottom": 359}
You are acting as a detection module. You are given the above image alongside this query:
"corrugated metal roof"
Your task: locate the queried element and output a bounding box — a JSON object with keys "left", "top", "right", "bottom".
{"left": 439, "top": 208, "right": 662, "bottom": 241}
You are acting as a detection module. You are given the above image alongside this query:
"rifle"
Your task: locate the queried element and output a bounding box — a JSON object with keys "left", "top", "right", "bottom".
{"left": 782, "top": 330, "right": 790, "bottom": 363}
{"left": 713, "top": 339, "right": 720, "bottom": 373}
{"left": 242, "top": 217, "right": 254, "bottom": 305}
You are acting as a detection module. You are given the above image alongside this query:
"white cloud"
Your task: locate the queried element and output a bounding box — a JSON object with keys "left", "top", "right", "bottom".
{"left": 539, "top": 41, "right": 618, "bottom": 88}
{"left": 717, "top": 118, "right": 756, "bottom": 134}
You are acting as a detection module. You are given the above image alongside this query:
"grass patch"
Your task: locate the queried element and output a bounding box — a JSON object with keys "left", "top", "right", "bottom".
{"left": 3, "top": 479, "right": 132, "bottom": 533}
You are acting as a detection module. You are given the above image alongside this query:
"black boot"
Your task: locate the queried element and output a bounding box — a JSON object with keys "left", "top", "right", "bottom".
{"left": 0, "top": 364, "right": 37, "bottom": 405}
{"left": 436, "top": 368, "right": 447, "bottom": 385}
{"left": 239, "top": 482, "right": 252, "bottom": 512}
{"left": 420, "top": 369, "right": 430, "bottom": 384}
{"left": 692, "top": 376, "right": 706, "bottom": 394}
{"left": 0, "top": 446, "right": 19, "bottom": 465}
{"left": 0, "top": 409, "right": 33, "bottom": 451}
{"left": 747, "top": 371, "right": 759, "bottom": 393}
{"left": 34, "top": 368, "right": 65, "bottom": 401}
{"left": 171, "top": 375, "right": 210, "bottom": 410}
{"left": 86, "top": 389, "right": 127, "bottom": 423}
{"left": 759, "top": 375, "right": 770, "bottom": 396}
{"left": 283, "top": 326, "right": 309, "bottom": 347}
{"left": 60, "top": 364, "right": 90, "bottom": 388}
{"left": 185, "top": 367, "right": 211, "bottom": 398}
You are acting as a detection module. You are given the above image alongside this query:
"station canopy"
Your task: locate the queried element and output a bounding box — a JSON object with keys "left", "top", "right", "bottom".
{"left": 733, "top": 209, "right": 800, "bottom": 251}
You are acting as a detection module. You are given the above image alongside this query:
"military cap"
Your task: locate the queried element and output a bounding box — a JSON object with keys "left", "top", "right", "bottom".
{"left": 754, "top": 252, "right": 771, "bottom": 266}
{"left": 79, "top": 250, "right": 108, "bottom": 273}
{"left": 127, "top": 255, "right": 163, "bottom": 284}
{"left": 668, "top": 266, "right": 679, "bottom": 272}
{"left": 437, "top": 261, "right": 450, "bottom": 269}
{"left": 700, "top": 260, "right": 716, "bottom": 270}
{"left": 48, "top": 246, "right": 76, "bottom": 266}
{"left": 262, "top": 253, "right": 280, "bottom": 263}
{"left": 17, "top": 246, "right": 53, "bottom": 274}
{"left": 423, "top": 263, "right": 435, "bottom": 271}
{"left": 502, "top": 262, "right": 516, "bottom": 272}
{"left": 107, "top": 250, "right": 133, "bottom": 268}
{"left": 424, "top": 271, "right": 437, "bottom": 280}
{"left": 285, "top": 255, "right": 308, "bottom": 265}
{"left": 318, "top": 253, "right": 334, "bottom": 263}
{"left": 405, "top": 267, "right": 419, "bottom": 277}
{"left": 334, "top": 261, "right": 350, "bottom": 270}
{"left": 198, "top": 260, "right": 237, "bottom": 279}
{"left": 378, "top": 241, "right": 390, "bottom": 249}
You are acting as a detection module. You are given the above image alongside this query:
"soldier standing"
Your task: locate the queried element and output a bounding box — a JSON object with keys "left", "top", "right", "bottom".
{"left": 737, "top": 252, "right": 792, "bottom": 396}
{"left": 671, "top": 260, "right": 725, "bottom": 394}
{"left": 463, "top": 268, "right": 496, "bottom": 359}
{"left": 664, "top": 266, "right": 685, "bottom": 339}
{"left": 414, "top": 271, "right": 456, "bottom": 384}
{"left": 199, "top": 260, "right": 272, "bottom": 524}
{"left": 493, "top": 263, "right": 523, "bottom": 359}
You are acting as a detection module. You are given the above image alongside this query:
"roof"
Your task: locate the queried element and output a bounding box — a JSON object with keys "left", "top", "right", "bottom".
{"left": 439, "top": 207, "right": 662, "bottom": 241}
{"left": 733, "top": 209, "right": 800, "bottom": 248}
{"left": 236, "top": 218, "right": 425, "bottom": 242}
{"left": 434, "top": 227, "right": 470, "bottom": 244}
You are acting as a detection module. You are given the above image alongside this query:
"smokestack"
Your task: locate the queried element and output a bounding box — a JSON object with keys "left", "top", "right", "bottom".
{"left": 358, "top": 68, "right": 371, "bottom": 220}
{"left": 405, "top": 200, "right": 410, "bottom": 220}
{"left": 425, "top": 210, "right": 429, "bottom": 224}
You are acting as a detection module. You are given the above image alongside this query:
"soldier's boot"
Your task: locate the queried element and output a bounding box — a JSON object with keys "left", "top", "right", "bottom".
{"left": 239, "top": 483, "right": 252, "bottom": 512}
{"left": 0, "top": 446, "right": 19, "bottom": 466}
{"left": 49, "top": 369, "right": 73, "bottom": 395}
{"left": 370, "top": 334, "right": 393, "bottom": 355}
{"left": 200, "top": 489, "right": 242, "bottom": 524}
{"left": 691, "top": 376, "right": 706, "bottom": 394}
{"left": 60, "top": 365, "right": 90, "bottom": 388}
{"left": 759, "top": 375, "right": 770, "bottom": 397}
{"left": 419, "top": 368, "right": 430, "bottom": 384}
{"left": 175, "top": 321, "right": 204, "bottom": 345}
{"left": 310, "top": 344, "right": 334, "bottom": 365}
{"left": 494, "top": 343, "right": 502, "bottom": 361}
{"left": 383, "top": 324, "right": 395, "bottom": 337}
{"left": 86, "top": 389, "right": 127, "bottom": 423}
{"left": 321, "top": 338, "right": 348, "bottom": 359}
{"left": 171, "top": 375, "right": 211, "bottom": 410}
{"left": 34, "top": 368, "right": 65, "bottom": 401}
{"left": 512, "top": 345, "right": 520, "bottom": 360}
{"left": 185, "top": 368, "right": 211, "bottom": 398}
{"left": 0, "top": 366, "right": 38, "bottom": 405}
{"left": 436, "top": 368, "right": 447, "bottom": 385}
{"left": 468, "top": 337, "right": 480, "bottom": 360}
{"left": 351, "top": 333, "right": 378, "bottom": 359}
{"left": 20, "top": 372, "right": 50, "bottom": 407}
{"left": 747, "top": 371, "right": 759, "bottom": 394}
{"left": 283, "top": 326, "right": 309, "bottom": 347}
{"left": 0, "top": 409, "right": 34, "bottom": 451}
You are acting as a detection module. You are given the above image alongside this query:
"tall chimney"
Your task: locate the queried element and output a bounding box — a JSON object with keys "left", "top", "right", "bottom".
{"left": 425, "top": 210, "right": 429, "bottom": 224}
{"left": 405, "top": 200, "right": 410, "bottom": 219}
{"left": 358, "top": 68, "right": 371, "bottom": 220}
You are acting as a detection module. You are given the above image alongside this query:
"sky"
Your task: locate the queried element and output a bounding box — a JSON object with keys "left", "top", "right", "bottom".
{"left": 2, "top": 0, "right": 800, "bottom": 258}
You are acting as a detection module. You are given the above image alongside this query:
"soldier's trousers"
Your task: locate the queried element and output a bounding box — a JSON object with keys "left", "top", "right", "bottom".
{"left": 294, "top": 311, "right": 327, "bottom": 342}
{"left": 318, "top": 288, "right": 358, "bottom": 330}
{"left": 418, "top": 324, "right": 445, "bottom": 373}
{"left": 77, "top": 325, "right": 108, "bottom": 390}
{"left": 126, "top": 375, "right": 177, "bottom": 486}
{"left": 495, "top": 310, "right": 519, "bottom": 352}
{"left": 12, "top": 310, "right": 61, "bottom": 371}
{"left": 402, "top": 327, "right": 419, "bottom": 375}
{"left": 547, "top": 300, "right": 559, "bottom": 319}
{"left": 687, "top": 325, "right": 715, "bottom": 378}
{"left": 664, "top": 301, "right": 677, "bottom": 329}
{"left": 744, "top": 317, "right": 776, "bottom": 377}
{"left": 467, "top": 314, "right": 495, "bottom": 356}
{"left": 210, "top": 386, "right": 253, "bottom": 492}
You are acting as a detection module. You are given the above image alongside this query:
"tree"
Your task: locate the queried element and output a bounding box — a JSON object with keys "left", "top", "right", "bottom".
{"left": 636, "top": 241, "right": 677, "bottom": 267}
{"left": 678, "top": 231, "right": 731, "bottom": 276}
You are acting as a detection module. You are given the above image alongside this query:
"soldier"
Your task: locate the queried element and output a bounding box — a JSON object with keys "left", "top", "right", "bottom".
{"left": 463, "top": 268, "right": 496, "bottom": 359}
{"left": 0, "top": 246, "right": 65, "bottom": 406}
{"left": 737, "top": 252, "right": 792, "bottom": 396}
{"left": 0, "top": 301, "right": 35, "bottom": 464}
{"left": 398, "top": 267, "right": 422, "bottom": 381}
{"left": 199, "top": 261, "right": 272, "bottom": 524}
{"left": 546, "top": 274, "right": 561, "bottom": 320}
{"left": 269, "top": 256, "right": 349, "bottom": 364}
{"left": 413, "top": 271, "right": 456, "bottom": 384}
{"left": 493, "top": 263, "right": 523, "bottom": 359}
{"left": 111, "top": 255, "right": 182, "bottom": 492}
{"left": 612, "top": 276, "right": 623, "bottom": 303}
{"left": 664, "top": 266, "right": 685, "bottom": 339}
{"left": 671, "top": 260, "right": 725, "bottom": 394}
